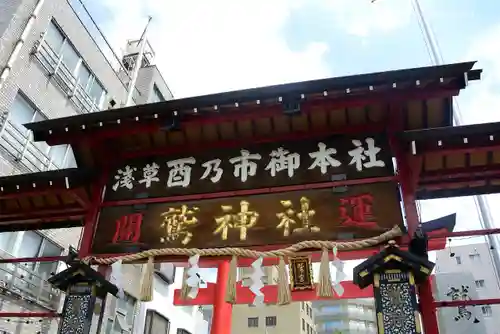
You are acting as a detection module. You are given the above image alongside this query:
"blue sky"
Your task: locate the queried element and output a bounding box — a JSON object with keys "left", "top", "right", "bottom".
{"left": 84, "top": 0, "right": 500, "bottom": 281}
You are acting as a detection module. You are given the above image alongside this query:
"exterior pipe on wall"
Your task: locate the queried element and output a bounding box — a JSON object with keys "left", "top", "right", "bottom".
{"left": 0, "top": 0, "right": 46, "bottom": 89}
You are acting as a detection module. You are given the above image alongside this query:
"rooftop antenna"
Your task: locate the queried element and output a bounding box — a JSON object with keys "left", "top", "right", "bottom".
{"left": 124, "top": 16, "right": 153, "bottom": 107}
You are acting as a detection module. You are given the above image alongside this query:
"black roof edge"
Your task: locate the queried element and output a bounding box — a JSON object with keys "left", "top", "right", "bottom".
{"left": 401, "top": 121, "right": 500, "bottom": 141}
{"left": 0, "top": 168, "right": 96, "bottom": 187}
{"left": 25, "top": 61, "right": 478, "bottom": 133}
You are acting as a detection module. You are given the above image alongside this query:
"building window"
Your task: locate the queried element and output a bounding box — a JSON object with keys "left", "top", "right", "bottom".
{"left": 302, "top": 318, "right": 305, "bottom": 330}
{"left": 475, "top": 280, "right": 485, "bottom": 288}
{"left": 301, "top": 302, "right": 305, "bottom": 310}
{"left": 248, "top": 317, "right": 258, "bottom": 327}
{"left": 265, "top": 316, "right": 277, "bottom": 327}
{"left": 0, "top": 231, "right": 62, "bottom": 307}
{"left": 1, "top": 93, "right": 76, "bottom": 171}
{"left": 151, "top": 85, "right": 166, "bottom": 103}
{"left": 177, "top": 329, "right": 191, "bottom": 334}
{"left": 16, "top": 231, "right": 63, "bottom": 276}
{"left": 469, "top": 253, "right": 481, "bottom": 261}
{"left": 321, "top": 305, "right": 341, "bottom": 313}
{"left": 455, "top": 256, "right": 462, "bottom": 265}
{"left": 106, "top": 293, "right": 137, "bottom": 333}
{"left": 323, "top": 320, "right": 343, "bottom": 331}
{"left": 482, "top": 305, "right": 492, "bottom": 317}
{"left": 34, "top": 20, "right": 107, "bottom": 114}
{"left": 144, "top": 310, "right": 170, "bottom": 334}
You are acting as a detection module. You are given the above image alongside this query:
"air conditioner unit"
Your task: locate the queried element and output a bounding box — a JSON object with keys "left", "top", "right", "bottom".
{"left": 154, "top": 263, "right": 176, "bottom": 285}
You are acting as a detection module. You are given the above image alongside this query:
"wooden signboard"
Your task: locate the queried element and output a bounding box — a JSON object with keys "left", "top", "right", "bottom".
{"left": 104, "top": 133, "right": 393, "bottom": 202}
{"left": 91, "top": 182, "right": 403, "bottom": 255}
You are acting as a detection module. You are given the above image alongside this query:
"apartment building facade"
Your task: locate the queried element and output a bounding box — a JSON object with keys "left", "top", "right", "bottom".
{"left": 434, "top": 242, "right": 500, "bottom": 334}
{"left": 0, "top": 0, "right": 202, "bottom": 333}
{"left": 313, "top": 299, "right": 377, "bottom": 334}
{"left": 227, "top": 266, "right": 316, "bottom": 334}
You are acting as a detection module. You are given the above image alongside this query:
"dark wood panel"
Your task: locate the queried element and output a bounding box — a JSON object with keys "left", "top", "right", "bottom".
{"left": 92, "top": 182, "right": 403, "bottom": 255}
{"left": 104, "top": 133, "right": 394, "bottom": 201}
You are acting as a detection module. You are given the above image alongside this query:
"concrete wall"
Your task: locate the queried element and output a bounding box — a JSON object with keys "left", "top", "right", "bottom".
{"left": 433, "top": 272, "right": 488, "bottom": 334}
{"left": 313, "top": 299, "right": 376, "bottom": 334}
{"left": 134, "top": 65, "right": 174, "bottom": 104}
{"left": 0, "top": 1, "right": 180, "bottom": 333}
{"left": 0, "top": 0, "right": 22, "bottom": 42}
{"left": 134, "top": 269, "right": 208, "bottom": 334}
{"left": 435, "top": 242, "right": 500, "bottom": 334}
{"left": 0, "top": 0, "right": 129, "bottom": 124}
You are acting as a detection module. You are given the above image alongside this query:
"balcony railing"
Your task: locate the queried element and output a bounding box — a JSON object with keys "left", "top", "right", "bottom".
{"left": 0, "top": 250, "right": 62, "bottom": 310}
{"left": 32, "top": 34, "right": 101, "bottom": 114}
{"left": 0, "top": 118, "right": 63, "bottom": 172}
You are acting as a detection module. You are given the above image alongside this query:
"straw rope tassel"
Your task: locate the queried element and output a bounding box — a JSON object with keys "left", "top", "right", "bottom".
{"left": 277, "top": 256, "right": 291, "bottom": 305}
{"left": 225, "top": 255, "right": 238, "bottom": 304}
{"left": 139, "top": 256, "right": 154, "bottom": 302}
{"left": 180, "top": 268, "right": 190, "bottom": 300}
{"left": 317, "top": 249, "right": 334, "bottom": 298}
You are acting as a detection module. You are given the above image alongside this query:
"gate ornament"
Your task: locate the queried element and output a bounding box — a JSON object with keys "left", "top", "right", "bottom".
{"left": 84, "top": 225, "right": 402, "bottom": 304}
{"left": 353, "top": 240, "right": 435, "bottom": 334}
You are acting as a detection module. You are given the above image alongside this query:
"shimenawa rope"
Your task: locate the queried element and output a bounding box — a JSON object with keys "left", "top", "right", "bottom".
{"left": 83, "top": 225, "right": 402, "bottom": 302}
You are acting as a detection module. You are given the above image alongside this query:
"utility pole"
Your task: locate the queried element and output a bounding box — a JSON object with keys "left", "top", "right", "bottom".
{"left": 125, "top": 16, "right": 152, "bottom": 107}
{"left": 372, "top": 0, "right": 500, "bottom": 284}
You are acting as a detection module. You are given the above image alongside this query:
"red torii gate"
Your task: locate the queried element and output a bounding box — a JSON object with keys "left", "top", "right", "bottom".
{"left": 2, "top": 60, "right": 500, "bottom": 334}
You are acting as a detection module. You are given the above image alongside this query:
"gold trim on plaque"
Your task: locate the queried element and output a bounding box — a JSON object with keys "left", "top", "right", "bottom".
{"left": 415, "top": 311, "right": 422, "bottom": 333}
{"left": 377, "top": 312, "right": 384, "bottom": 334}
{"left": 289, "top": 256, "right": 314, "bottom": 291}
{"left": 409, "top": 272, "right": 415, "bottom": 286}
{"left": 420, "top": 266, "right": 431, "bottom": 274}
{"left": 374, "top": 273, "right": 380, "bottom": 288}
{"left": 385, "top": 269, "right": 401, "bottom": 274}
{"left": 383, "top": 254, "right": 402, "bottom": 263}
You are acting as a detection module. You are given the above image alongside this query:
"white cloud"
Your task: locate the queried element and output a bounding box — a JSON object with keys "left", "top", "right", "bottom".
{"left": 325, "top": 0, "right": 414, "bottom": 37}
{"left": 99, "top": 0, "right": 331, "bottom": 98}
{"left": 459, "top": 23, "right": 500, "bottom": 125}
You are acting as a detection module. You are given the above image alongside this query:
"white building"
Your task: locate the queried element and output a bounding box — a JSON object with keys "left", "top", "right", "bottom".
{"left": 434, "top": 242, "right": 500, "bottom": 334}
{"left": 313, "top": 299, "right": 376, "bottom": 334}
{"left": 0, "top": 0, "right": 204, "bottom": 333}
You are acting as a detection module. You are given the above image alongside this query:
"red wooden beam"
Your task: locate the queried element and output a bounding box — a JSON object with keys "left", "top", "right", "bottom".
{"left": 427, "top": 228, "right": 500, "bottom": 239}
{"left": 67, "top": 188, "right": 90, "bottom": 209}
{"left": 435, "top": 298, "right": 500, "bottom": 308}
{"left": 0, "top": 187, "right": 77, "bottom": 200}
{"left": 0, "top": 213, "right": 85, "bottom": 226}
{"left": 0, "top": 312, "right": 60, "bottom": 318}
{"left": 420, "top": 164, "right": 500, "bottom": 182}
{"left": 46, "top": 87, "right": 460, "bottom": 146}
{"left": 418, "top": 143, "right": 500, "bottom": 157}
{"left": 119, "top": 122, "right": 386, "bottom": 160}
{"left": 0, "top": 207, "right": 85, "bottom": 220}
{"left": 0, "top": 256, "right": 66, "bottom": 264}
{"left": 101, "top": 175, "right": 396, "bottom": 207}
{"left": 173, "top": 281, "right": 372, "bottom": 306}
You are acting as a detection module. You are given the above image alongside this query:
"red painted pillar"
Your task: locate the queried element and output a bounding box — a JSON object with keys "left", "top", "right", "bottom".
{"left": 79, "top": 148, "right": 110, "bottom": 258}
{"left": 210, "top": 260, "right": 233, "bottom": 334}
{"left": 419, "top": 277, "right": 439, "bottom": 334}
{"left": 388, "top": 104, "right": 439, "bottom": 332}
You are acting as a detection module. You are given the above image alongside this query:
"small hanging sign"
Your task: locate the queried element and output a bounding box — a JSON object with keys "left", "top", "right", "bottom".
{"left": 289, "top": 256, "right": 314, "bottom": 291}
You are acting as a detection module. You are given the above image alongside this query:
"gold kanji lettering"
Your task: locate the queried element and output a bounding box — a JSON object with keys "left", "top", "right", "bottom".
{"left": 159, "top": 205, "right": 199, "bottom": 245}
{"left": 214, "top": 200, "right": 259, "bottom": 241}
{"left": 276, "top": 200, "right": 296, "bottom": 236}
{"left": 276, "top": 197, "right": 319, "bottom": 236}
